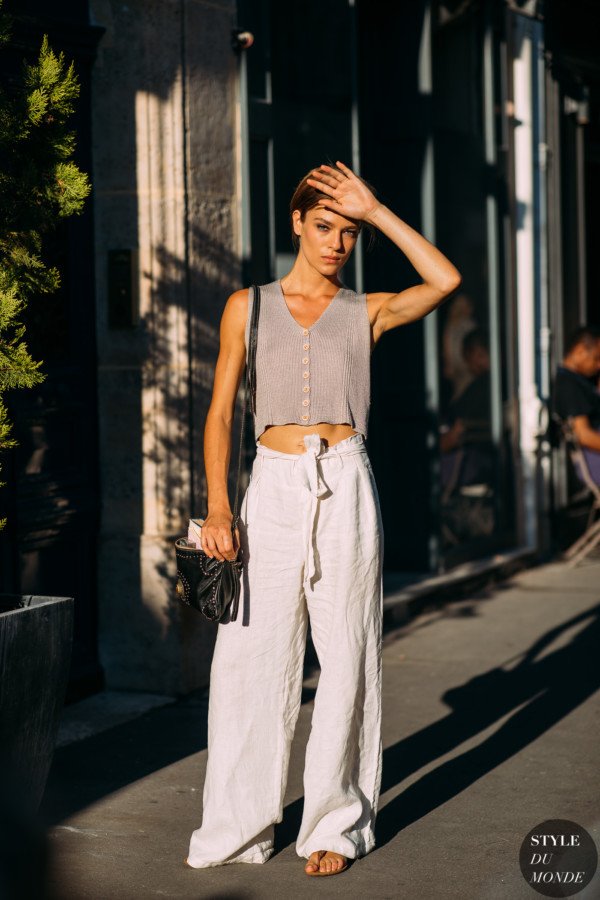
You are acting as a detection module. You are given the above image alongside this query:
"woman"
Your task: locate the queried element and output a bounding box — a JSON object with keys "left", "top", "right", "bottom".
{"left": 185, "top": 162, "right": 462, "bottom": 877}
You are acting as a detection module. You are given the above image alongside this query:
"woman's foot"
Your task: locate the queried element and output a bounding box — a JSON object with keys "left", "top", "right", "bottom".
{"left": 305, "top": 849, "right": 349, "bottom": 876}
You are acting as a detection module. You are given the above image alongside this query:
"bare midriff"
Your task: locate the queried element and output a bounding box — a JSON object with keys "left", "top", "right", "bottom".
{"left": 257, "top": 422, "right": 358, "bottom": 454}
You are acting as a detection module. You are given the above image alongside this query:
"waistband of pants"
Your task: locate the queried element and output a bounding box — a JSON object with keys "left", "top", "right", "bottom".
{"left": 253, "top": 431, "right": 368, "bottom": 592}
{"left": 254, "top": 431, "right": 367, "bottom": 462}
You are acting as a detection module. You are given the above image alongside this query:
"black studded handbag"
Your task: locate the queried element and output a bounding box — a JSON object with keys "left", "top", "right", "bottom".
{"left": 174, "top": 284, "right": 261, "bottom": 622}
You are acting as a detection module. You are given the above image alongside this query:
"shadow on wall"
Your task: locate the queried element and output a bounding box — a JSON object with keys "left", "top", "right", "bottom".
{"left": 98, "top": 221, "right": 245, "bottom": 696}
{"left": 90, "top": 0, "right": 244, "bottom": 695}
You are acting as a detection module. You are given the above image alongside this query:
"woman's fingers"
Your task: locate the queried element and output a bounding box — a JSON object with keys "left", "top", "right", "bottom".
{"left": 213, "top": 529, "right": 230, "bottom": 561}
{"left": 306, "top": 176, "right": 337, "bottom": 198}
{"left": 310, "top": 161, "right": 357, "bottom": 190}
{"left": 202, "top": 526, "right": 238, "bottom": 562}
{"left": 318, "top": 163, "right": 348, "bottom": 182}
{"left": 314, "top": 165, "right": 345, "bottom": 185}
{"left": 313, "top": 176, "right": 339, "bottom": 191}
{"left": 334, "top": 160, "right": 354, "bottom": 177}
{"left": 202, "top": 529, "right": 222, "bottom": 561}
{"left": 218, "top": 528, "right": 237, "bottom": 561}
{"left": 201, "top": 532, "right": 218, "bottom": 560}
{"left": 319, "top": 199, "right": 343, "bottom": 214}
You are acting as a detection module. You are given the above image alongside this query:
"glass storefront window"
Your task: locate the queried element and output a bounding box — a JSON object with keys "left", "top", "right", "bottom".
{"left": 433, "top": 4, "right": 517, "bottom": 566}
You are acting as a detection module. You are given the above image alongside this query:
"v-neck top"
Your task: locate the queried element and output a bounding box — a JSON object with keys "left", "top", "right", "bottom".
{"left": 244, "top": 279, "right": 372, "bottom": 440}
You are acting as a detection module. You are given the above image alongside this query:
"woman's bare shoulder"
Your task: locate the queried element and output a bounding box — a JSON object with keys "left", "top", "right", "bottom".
{"left": 226, "top": 287, "right": 251, "bottom": 310}
{"left": 221, "top": 287, "right": 250, "bottom": 325}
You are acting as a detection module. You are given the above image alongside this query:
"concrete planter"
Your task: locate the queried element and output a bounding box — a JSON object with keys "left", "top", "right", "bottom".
{"left": 0, "top": 594, "right": 74, "bottom": 817}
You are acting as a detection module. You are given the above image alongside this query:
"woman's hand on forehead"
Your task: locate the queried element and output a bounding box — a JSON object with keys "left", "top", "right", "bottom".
{"left": 306, "top": 162, "right": 381, "bottom": 222}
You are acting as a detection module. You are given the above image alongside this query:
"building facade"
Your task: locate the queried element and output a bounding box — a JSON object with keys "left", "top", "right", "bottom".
{"left": 0, "top": 0, "right": 598, "bottom": 698}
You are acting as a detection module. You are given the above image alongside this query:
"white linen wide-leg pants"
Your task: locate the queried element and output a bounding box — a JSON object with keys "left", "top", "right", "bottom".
{"left": 186, "top": 431, "right": 384, "bottom": 867}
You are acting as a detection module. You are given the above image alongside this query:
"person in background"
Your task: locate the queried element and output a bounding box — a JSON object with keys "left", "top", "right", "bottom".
{"left": 441, "top": 292, "right": 477, "bottom": 403}
{"left": 439, "top": 327, "right": 494, "bottom": 495}
{"left": 553, "top": 325, "right": 600, "bottom": 484}
{"left": 440, "top": 327, "right": 491, "bottom": 454}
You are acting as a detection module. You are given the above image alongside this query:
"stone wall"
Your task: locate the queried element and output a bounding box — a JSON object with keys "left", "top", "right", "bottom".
{"left": 90, "top": 0, "right": 240, "bottom": 693}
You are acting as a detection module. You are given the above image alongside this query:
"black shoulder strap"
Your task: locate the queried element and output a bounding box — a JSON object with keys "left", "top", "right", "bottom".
{"left": 246, "top": 284, "right": 261, "bottom": 417}
{"left": 231, "top": 284, "right": 261, "bottom": 527}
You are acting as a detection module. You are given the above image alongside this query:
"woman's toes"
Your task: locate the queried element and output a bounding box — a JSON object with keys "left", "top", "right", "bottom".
{"left": 305, "top": 850, "right": 326, "bottom": 873}
{"left": 305, "top": 849, "right": 348, "bottom": 874}
{"left": 322, "top": 851, "right": 346, "bottom": 872}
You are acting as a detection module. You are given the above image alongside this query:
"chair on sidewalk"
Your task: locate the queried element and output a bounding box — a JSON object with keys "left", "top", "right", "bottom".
{"left": 553, "top": 414, "right": 600, "bottom": 567}
{"left": 440, "top": 442, "right": 495, "bottom": 545}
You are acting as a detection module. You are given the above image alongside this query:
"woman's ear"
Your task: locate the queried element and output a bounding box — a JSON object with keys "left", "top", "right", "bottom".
{"left": 292, "top": 209, "right": 302, "bottom": 239}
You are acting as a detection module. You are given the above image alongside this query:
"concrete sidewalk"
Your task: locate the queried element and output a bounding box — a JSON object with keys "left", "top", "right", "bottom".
{"left": 38, "top": 557, "right": 600, "bottom": 899}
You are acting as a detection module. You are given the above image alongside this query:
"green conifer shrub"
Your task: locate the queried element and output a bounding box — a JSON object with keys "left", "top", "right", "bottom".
{"left": 0, "top": 1, "right": 90, "bottom": 530}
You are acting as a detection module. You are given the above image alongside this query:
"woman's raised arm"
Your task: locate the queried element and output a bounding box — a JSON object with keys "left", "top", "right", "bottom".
{"left": 306, "top": 161, "right": 462, "bottom": 341}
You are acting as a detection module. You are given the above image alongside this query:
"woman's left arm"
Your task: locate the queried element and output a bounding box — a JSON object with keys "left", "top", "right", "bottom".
{"left": 306, "top": 161, "right": 462, "bottom": 339}
{"left": 364, "top": 202, "right": 463, "bottom": 337}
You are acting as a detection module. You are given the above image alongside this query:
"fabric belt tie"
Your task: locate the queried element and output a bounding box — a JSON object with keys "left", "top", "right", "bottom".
{"left": 254, "top": 432, "right": 368, "bottom": 593}
{"left": 294, "top": 434, "right": 331, "bottom": 592}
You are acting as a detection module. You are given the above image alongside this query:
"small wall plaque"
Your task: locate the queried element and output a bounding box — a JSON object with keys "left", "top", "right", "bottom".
{"left": 108, "top": 249, "right": 139, "bottom": 328}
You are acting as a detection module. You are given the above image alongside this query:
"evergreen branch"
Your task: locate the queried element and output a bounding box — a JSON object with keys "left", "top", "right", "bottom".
{"left": 0, "top": 2, "right": 90, "bottom": 531}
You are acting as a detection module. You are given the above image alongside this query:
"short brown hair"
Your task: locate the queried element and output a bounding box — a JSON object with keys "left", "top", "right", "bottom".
{"left": 565, "top": 325, "right": 600, "bottom": 355}
{"left": 289, "top": 164, "right": 377, "bottom": 252}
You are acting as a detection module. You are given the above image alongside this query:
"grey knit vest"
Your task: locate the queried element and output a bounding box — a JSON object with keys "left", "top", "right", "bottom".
{"left": 244, "top": 279, "right": 371, "bottom": 441}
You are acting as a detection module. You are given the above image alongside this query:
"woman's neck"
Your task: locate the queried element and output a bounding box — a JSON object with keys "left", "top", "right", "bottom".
{"left": 281, "top": 256, "right": 342, "bottom": 297}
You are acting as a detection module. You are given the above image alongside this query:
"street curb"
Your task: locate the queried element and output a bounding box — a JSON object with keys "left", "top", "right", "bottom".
{"left": 382, "top": 547, "right": 536, "bottom": 629}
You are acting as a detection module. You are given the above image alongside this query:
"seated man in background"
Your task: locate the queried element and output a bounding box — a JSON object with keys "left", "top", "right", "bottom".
{"left": 553, "top": 325, "right": 600, "bottom": 484}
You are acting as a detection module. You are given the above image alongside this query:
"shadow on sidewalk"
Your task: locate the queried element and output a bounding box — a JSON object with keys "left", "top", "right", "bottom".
{"left": 40, "top": 634, "right": 322, "bottom": 829}
{"left": 40, "top": 602, "right": 599, "bottom": 856}
{"left": 375, "top": 601, "right": 600, "bottom": 847}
